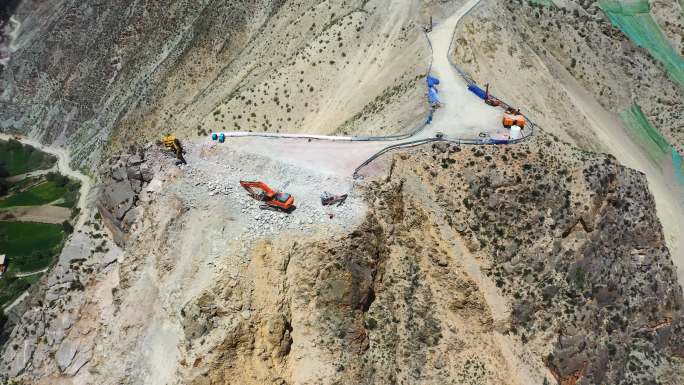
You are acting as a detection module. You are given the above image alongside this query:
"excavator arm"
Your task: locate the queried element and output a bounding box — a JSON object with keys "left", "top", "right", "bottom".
{"left": 239, "top": 181, "right": 276, "bottom": 201}
{"left": 239, "top": 181, "right": 294, "bottom": 212}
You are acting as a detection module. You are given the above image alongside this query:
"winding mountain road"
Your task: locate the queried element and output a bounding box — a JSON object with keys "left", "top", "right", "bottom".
{"left": 201, "top": 0, "right": 522, "bottom": 178}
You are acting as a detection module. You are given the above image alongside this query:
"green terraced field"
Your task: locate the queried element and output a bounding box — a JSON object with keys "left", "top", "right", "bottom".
{"left": 0, "top": 139, "right": 56, "bottom": 177}
{"left": 0, "top": 221, "right": 65, "bottom": 273}
{"left": 0, "top": 180, "right": 67, "bottom": 209}
{"left": 0, "top": 141, "right": 78, "bottom": 309}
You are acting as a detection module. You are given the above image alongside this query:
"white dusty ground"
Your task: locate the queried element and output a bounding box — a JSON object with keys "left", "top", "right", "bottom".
{"left": 419, "top": 0, "right": 503, "bottom": 141}
{"left": 180, "top": 141, "right": 369, "bottom": 240}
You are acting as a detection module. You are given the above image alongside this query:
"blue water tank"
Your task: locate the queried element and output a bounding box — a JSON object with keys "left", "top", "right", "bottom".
{"left": 219, "top": 133, "right": 225, "bottom": 143}
{"left": 211, "top": 133, "right": 218, "bottom": 141}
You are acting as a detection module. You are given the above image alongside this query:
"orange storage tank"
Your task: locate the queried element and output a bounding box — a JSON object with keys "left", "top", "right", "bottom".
{"left": 502, "top": 113, "right": 514, "bottom": 127}
{"left": 515, "top": 115, "right": 526, "bottom": 127}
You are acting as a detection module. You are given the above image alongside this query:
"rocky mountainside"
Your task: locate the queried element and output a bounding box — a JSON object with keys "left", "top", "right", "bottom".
{"left": 453, "top": 0, "right": 683, "bottom": 154}
{"left": 0, "top": 0, "right": 441, "bottom": 168}
{"left": 1, "top": 0, "right": 684, "bottom": 384}
{"left": 452, "top": 0, "right": 684, "bottom": 292}
{"left": 2, "top": 132, "right": 683, "bottom": 384}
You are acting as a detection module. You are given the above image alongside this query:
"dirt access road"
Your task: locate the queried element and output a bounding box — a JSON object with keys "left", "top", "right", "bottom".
{"left": 205, "top": 0, "right": 506, "bottom": 178}
{"left": 538, "top": 55, "right": 684, "bottom": 290}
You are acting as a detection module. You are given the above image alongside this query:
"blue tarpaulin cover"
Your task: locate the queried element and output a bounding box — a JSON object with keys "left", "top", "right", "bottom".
{"left": 428, "top": 87, "right": 440, "bottom": 105}
{"left": 426, "top": 75, "right": 440, "bottom": 87}
{"left": 426, "top": 111, "right": 434, "bottom": 124}
{"left": 467, "top": 84, "right": 487, "bottom": 100}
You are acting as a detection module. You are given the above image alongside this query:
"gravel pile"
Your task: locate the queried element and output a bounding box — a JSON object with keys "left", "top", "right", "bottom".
{"left": 165, "top": 141, "right": 366, "bottom": 244}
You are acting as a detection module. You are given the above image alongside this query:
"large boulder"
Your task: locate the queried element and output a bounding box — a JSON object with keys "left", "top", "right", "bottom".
{"left": 126, "top": 165, "right": 142, "bottom": 181}
{"left": 55, "top": 340, "right": 78, "bottom": 372}
{"left": 111, "top": 164, "right": 127, "bottom": 181}
{"left": 102, "top": 180, "right": 135, "bottom": 220}
{"left": 127, "top": 153, "right": 144, "bottom": 166}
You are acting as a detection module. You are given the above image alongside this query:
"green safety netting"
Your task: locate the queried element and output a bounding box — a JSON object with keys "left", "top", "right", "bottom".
{"left": 599, "top": 0, "right": 684, "bottom": 88}
{"left": 621, "top": 104, "right": 684, "bottom": 185}
{"left": 528, "top": 0, "right": 555, "bottom": 7}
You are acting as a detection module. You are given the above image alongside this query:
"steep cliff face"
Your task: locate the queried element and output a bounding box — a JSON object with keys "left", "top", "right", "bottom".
{"left": 3, "top": 132, "right": 681, "bottom": 384}
{"left": 0, "top": 0, "right": 433, "bottom": 167}
{"left": 395, "top": 137, "right": 684, "bottom": 384}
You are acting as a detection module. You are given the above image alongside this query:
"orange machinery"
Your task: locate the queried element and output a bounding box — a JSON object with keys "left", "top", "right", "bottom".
{"left": 239, "top": 181, "right": 295, "bottom": 212}
{"left": 502, "top": 108, "right": 526, "bottom": 128}
{"left": 484, "top": 84, "right": 501, "bottom": 107}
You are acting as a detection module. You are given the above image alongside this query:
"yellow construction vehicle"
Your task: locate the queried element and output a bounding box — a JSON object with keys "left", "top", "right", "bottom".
{"left": 161, "top": 134, "right": 186, "bottom": 164}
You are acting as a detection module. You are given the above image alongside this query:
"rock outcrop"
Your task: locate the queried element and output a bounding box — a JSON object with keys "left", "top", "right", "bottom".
{"left": 98, "top": 144, "right": 162, "bottom": 246}
{"left": 388, "top": 135, "right": 684, "bottom": 384}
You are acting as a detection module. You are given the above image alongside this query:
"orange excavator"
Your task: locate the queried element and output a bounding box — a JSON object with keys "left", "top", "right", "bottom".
{"left": 239, "top": 181, "right": 295, "bottom": 213}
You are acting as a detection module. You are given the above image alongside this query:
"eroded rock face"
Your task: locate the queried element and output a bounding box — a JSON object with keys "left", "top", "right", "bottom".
{"left": 391, "top": 135, "right": 684, "bottom": 385}
{"left": 453, "top": 0, "right": 684, "bottom": 154}
{"left": 98, "top": 146, "right": 159, "bottom": 245}
{"left": 3, "top": 132, "right": 683, "bottom": 384}
{"left": 172, "top": 178, "right": 505, "bottom": 385}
